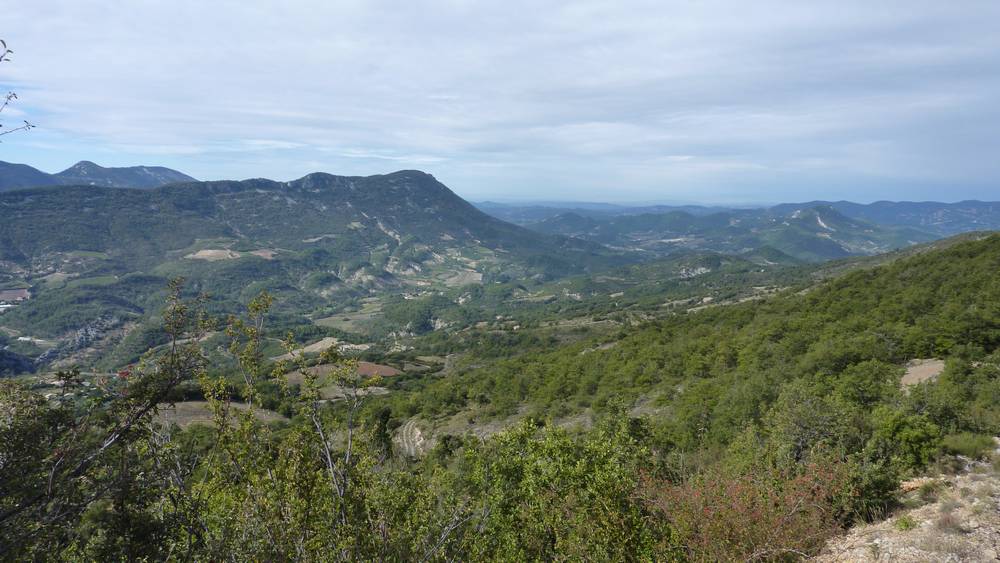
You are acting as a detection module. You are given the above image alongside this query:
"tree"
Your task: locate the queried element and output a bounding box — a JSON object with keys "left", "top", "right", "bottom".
{"left": 0, "top": 39, "right": 36, "bottom": 139}
{"left": 0, "top": 280, "right": 208, "bottom": 559}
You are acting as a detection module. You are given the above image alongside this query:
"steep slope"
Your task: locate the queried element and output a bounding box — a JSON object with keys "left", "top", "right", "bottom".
{"left": 818, "top": 446, "right": 1000, "bottom": 562}
{"left": 0, "top": 160, "right": 196, "bottom": 191}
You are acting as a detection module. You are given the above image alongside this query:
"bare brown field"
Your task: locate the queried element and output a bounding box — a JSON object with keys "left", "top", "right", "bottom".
{"left": 357, "top": 361, "right": 402, "bottom": 377}
{"left": 442, "top": 270, "right": 483, "bottom": 287}
{"left": 282, "top": 361, "right": 398, "bottom": 400}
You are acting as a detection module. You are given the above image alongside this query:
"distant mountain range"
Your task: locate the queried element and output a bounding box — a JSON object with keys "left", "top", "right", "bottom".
{"left": 768, "top": 200, "right": 1000, "bottom": 236}
{"left": 524, "top": 205, "right": 935, "bottom": 262}
{"left": 479, "top": 199, "right": 1000, "bottom": 261}
{"left": 0, "top": 160, "right": 196, "bottom": 191}
{"left": 475, "top": 201, "right": 728, "bottom": 224}
{"left": 481, "top": 199, "right": 1000, "bottom": 234}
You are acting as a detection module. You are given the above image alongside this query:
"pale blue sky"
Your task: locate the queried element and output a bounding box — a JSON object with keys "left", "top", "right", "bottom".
{"left": 2, "top": 1, "right": 999, "bottom": 203}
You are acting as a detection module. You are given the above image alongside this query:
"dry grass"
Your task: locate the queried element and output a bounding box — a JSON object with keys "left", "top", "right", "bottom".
{"left": 270, "top": 337, "right": 340, "bottom": 361}
{"left": 934, "top": 510, "right": 967, "bottom": 534}
{"left": 158, "top": 401, "right": 287, "bottom": 428}
{"left": 918, "top": 531, "right": 977, "bottom": 560}
{"left": 934, "top": 455, "right": 968, "bottom": 475}
{"left": 249, "top": 249, "right": 277, "bottom": 259}
{"left": 184, "top": 249, "right": 240, "bottom": 261}
{"left": 939, "top": 498, "right": 962, "bottom": 514}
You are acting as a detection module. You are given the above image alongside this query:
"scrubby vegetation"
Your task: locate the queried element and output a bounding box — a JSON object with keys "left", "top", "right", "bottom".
{"left": 2, "top": 235, "right": 1000, "bottom": 560}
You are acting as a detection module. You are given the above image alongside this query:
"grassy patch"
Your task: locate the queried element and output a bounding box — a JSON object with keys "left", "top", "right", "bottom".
{"left": 941, "top": 432, "right": 995, "bottom": 460}
{"left": 315, "top": 301, "right": 382, "bottom": 332}
{"left": 918, "top": 532, "right": 976, "bottom": 559}
{"left": 65, "top": 275, "right": 118, "bottom": 288}
{"left": 66, "top": 250, "right": 110, "bottom": 259}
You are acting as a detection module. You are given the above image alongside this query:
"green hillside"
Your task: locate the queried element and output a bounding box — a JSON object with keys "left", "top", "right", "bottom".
{"left": 400, "top": 233, "right": 1000, "bottom": 428}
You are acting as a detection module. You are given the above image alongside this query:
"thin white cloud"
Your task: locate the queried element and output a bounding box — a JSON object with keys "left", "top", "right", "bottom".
{"left": 1, "top": 0, "right": 998, "bottom": 203}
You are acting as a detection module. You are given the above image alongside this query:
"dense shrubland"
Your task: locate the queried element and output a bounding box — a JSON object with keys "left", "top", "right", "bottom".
{"left": 2, "top": 235, "right": 1000, "bottom": 560}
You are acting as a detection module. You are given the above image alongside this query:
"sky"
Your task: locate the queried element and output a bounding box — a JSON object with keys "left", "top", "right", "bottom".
{"left": 2, "top": 1, "right": 999, "bottom": 204}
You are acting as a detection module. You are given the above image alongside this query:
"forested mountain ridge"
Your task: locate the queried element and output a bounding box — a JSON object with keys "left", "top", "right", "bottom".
{"left": 0, "top": 170, "right": 625, "bottom": 367}
{"left": 51, "top": 160, "right": 196, "bottom": 189}
{"left": 0, "top": 159, "right": 195, "bottom": 191}
{"left": 363, "top": 233, "right": 1000, "bottom": 560}
{"left": 0, "top": 170, "right": 609, "bottom": 270}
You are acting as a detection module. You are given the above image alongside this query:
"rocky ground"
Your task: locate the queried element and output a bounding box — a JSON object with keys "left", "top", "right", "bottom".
{"left": 817, "top": 445, "right": 1000, "bottom": 562}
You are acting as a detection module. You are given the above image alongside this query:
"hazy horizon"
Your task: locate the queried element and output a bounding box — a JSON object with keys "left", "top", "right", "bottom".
{"left": 4, "top": 157, "right": 1000, "bottom": 207}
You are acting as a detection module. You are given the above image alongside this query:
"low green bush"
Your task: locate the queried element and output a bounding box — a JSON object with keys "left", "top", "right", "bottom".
{"left": 894, "top": 514, "right": 917, "bottom": 531}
